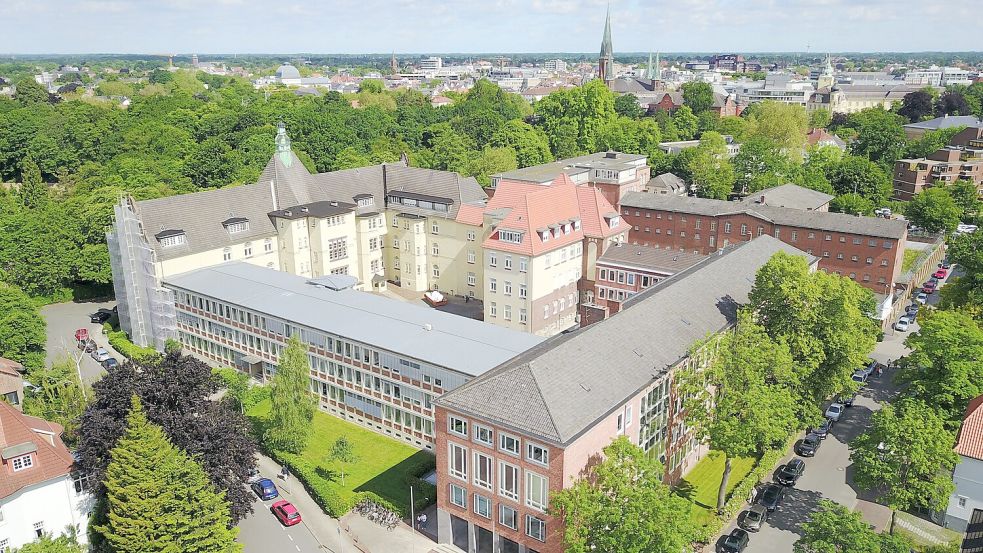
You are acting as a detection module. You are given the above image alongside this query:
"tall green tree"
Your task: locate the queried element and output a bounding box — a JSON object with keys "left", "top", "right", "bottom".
{"left": 613, "top": 94, "right": 644, "bottom": 119}
{"left": 808, "top": 108, "right": 832, "bottom": 129}
{"left": 332, "top": 146, "right": 372, "bottom": 170}
{"left": 689, "top": 132, "right": 736, "bottom": 199}
{"left": 679, "top": 311, "right": 798, "bottom": 511}
{"left": 898, "top": 90, "right": 935, "bottom": 123}
{"left": 829, "top": 193, "right": 874, "bottom": 215}
{"left": 489, "top": 120, "right": 553, "bottom": 168}
{"left": 266, "top": 335, "right": 316, "bottom": 453}
{"left": 18, "top": 158, "right": 48, "bottom": 210}
{"left": 96, "top": 397, "right": 241, "bottom": 553}
{"left": 23, "top": 358, "right": 88, "bottom": 445}
{"left": 794, "top": 500, "right": 913, "bottom": 553}
{"left": 827, "top": 155, "right": 892, "bottom": 203}
{"left": 0, "top": 283, "right": 46, "bottom": 369}
{"left": 850, "top": 399, "right": 958, "bottom": 511}
{"left": 899, "top": 310, "right": 983, "bottom": 425}
{"left": 947, "top": 179, "right": 981, "bottom": 219}
{"left": 847, "top": 108, "right": 907, "bottom": 167}
{"left": 550, "top": 437, "right": 697, "bottom": 553}
{"left": 14, "top": 77, "right": 50, "bottom": 106}
{"left": 15, "top": 533, "right": 85, "bottom": 553}
{"left": 906, "top": 187, "right": 962, "bottom": 233}
{"left": 671, "top": 105, "right": 699, "bottom": 141}
{"left": 744, "top": 100, "right": 809, "bottom": 160}
{"left": 681, "top": 82, "right": 715, "bottom": 115}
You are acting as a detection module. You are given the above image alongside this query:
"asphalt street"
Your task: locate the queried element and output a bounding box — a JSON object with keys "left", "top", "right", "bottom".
{"left": 237, "top": 491, "right": 323, "bottom": 553}
{"left": 715, "top": 264, "right": 952, "bottom": 553}
{"left": 40, "top": 300, "right": 121, "bottom": 384}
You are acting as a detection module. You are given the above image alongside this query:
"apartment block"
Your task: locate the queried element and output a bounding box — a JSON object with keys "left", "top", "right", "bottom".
{"left": 434, "top": 236, "right": 815, "bottom": 553}
{"left": 164, "top": 263, "right": 542, "bottom": 449}
{"left": 893, "top": 128, "right": 983, "bottom": 201}
{"left": 619, "top": 184, "right": 906, "bottom": 293}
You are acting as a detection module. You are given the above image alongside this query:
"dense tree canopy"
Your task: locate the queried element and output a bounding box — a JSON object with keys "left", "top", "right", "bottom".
{"left": 0, "top": 283, "right": 47, "bottom": 368}
{"left": 795, "top": 500, "right": 912, "bottom": 553}
{"left": 906, "top": 187, "right": 963, "bottom": 233}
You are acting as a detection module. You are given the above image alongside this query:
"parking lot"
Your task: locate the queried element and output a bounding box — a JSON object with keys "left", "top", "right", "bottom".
{"left": 40, "top": 300, "right": 121, "bottom": 384}
{"left": 716, "top": 264, "right": 953, "bottom": 552}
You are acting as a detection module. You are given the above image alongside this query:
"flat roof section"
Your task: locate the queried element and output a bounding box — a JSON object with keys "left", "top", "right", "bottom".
{"left": 597, "top": 244, "right": 707, "bottom": 274}
{"left": 164, "top": 263, "right": 543, "bottom": 376}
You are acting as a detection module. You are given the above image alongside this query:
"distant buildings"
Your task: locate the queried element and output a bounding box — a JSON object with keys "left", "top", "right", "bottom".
{"left": 733, "top": 74, "right": 813, "bottom": 106}
{"left": 420, "top": 56, "right": 444, "bottom": 72}
{"left": 905, "top": 66, "right": 973, "bottom": 87}
{"left": 807, "top": 83, "right": 923, "bottom": 115}
{"left": 434, "top": 236, "right": 814, "bottom": 553}
{"left": 659, "top": 135, "right": 740, "bottom": 157}
{"left": 903, "top": 115, "right": 983, "bottom": 141}
{"left": 619, "top": 184, "right": 908, "bottom": 294}
{"left": 0, "top": 401, "right": 92, "bottom": 550}
{"left": 892, "top": 127, "right": 983, "bottom": 201}
{"left": 543, "top": 59, "right": 567, "bottom": 73}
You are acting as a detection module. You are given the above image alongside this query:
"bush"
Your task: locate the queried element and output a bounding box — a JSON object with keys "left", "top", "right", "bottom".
{"left": 106, "top": 330, "right": 160, "bottom": 364}
{"left": 212, "top": 367, "right": 270, "bottom": 411}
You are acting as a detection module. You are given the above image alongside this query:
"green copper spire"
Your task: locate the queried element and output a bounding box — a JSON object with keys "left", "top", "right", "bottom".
{"left": 647, "top": 52, "right": 654, "bottom": 79}
{"left": 655, "top": 51, "right": 662, "bottom": 80}
{"left": 275, "top": 121, "right": 293, "bottom": 167}
{"left": 600, "top": 4, "right": 613, "bottom": 58}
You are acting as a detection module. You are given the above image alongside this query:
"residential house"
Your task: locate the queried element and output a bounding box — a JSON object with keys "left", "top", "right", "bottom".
{"left": 946, "top": 395, "right": 983, "bottom": 532}
{"left": 0, "top": 402, "right": 92, "bottom": 550}
{"left": 0, "top": 358, "right": 23, "bottom": 410}
{"left": 646, "top": 173, "right": 688, "bottom": 196}
{"left": 893, "top": 129, "right": 983, "bottom": 200}
{"left": 434, "top": 236, "right": 815, "bottom": 553}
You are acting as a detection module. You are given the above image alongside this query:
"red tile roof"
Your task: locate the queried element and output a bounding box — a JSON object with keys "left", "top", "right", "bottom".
{"left": 576, "top": 185, "right": 628, "bottom": 239}
{"left": 454, "top": 203, "right": 486, "bottom": 226}
{"left": 0, "top": 401, "right": 74, "bottom": 500}
{"left": 956, "top": 395, "right": 983, "bottom": 461}
{"left": 482, "top": 176, "right": 585, "bottom": 256}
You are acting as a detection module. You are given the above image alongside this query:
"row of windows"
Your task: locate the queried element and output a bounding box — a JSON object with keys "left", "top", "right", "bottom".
{"left": 488, "top": 253, "right": 529, "bottom": 272}
{"left": 448, "top": 417, "right": 549, "bottom": 466}
{"left": 488, "top": 302, "right": 527, "bottom": 324}
{"left": 386, "top": 195, "right": 450, "bottom": 213}
{"left": 447, "top": 485, "right": 546, "bottom": 541}
{"left": 488, "top": 279, "right": 527, "bottom": 298}
{"left": 447, "top": 441, "right": 549, "bottom": 512}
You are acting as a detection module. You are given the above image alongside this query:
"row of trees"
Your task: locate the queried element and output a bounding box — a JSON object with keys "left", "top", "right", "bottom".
{"left": 897, "top": 83, "right": 983, "bottom": 123}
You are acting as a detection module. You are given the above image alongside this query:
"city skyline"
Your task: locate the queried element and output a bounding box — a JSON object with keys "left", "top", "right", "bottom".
{"left": 1, "top": 0, "right": 981, "bottom": 55}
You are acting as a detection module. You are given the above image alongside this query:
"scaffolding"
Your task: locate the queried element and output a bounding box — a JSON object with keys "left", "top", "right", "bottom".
{"left": 107, "top": 198, "right": 177, "bottom": 351}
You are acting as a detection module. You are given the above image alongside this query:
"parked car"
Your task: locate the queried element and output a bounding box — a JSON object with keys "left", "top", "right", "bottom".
{"left": 825, "top": 402, "right": 845, "bottom": 422}
{"left": 922, "top": 285, "right": 936, "bottom": 294}
{"left": 856, "top": 361, "right": 877, "bottom": 379}
{"left": 851, "top": 371, "right": 868, "bottom": 387}
{"left": 90, "top": 309, "right": 113, "bottom": 324}
{"left": 796, "top": 433, "right": 822, "bottom": 457}
{"left": 756, "top": 483, "right": 786, "bottom": 512}
{"left": 84, "top": 339, "right": 97, "bottom": 353}
{"left": 906, "top": 304, "right": 920, "bottom": 316}
{"left": 739, "top": 505, "right": 768, "bottom": 532}
{"left": 809, "top": 418, "right": 834, "bottom": 440}
{"left": 933, "top": 269, "right": 948, "bottom": 279}
{"left": 271, "top": 500, "right": 302, "bottom": 526}
{"left": 838, "top": 393, "right": 856, "bottom": 407}
{"left": 915, "top": 292, "right": 928, "bottom": 304}
{"left": 251, "top": 478, "right": 279, "bottom": 500}
{"left": 775, "top": 458, "right": 806, "bottom": 486}
{"left": 92, "top": 348, "right": 110, "bottom": 362}
{"left": 894, "top": 318, "right": 910, "bottom": 332}
{"left": 246, "top": 468, "right": 262, "bottom": 484}
{"left": 101, "top": 357, "right": 119, "bottom": 370}
{"left": 940, "top": 261, "right": 951, "bottom": 270}
{"left": 721, "top": 528, "right": 750, "bottom": 552}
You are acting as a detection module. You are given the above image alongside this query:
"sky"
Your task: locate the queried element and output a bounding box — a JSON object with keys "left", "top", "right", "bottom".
{"left": 1, "top": 0, "right": 981, "bottom": 55}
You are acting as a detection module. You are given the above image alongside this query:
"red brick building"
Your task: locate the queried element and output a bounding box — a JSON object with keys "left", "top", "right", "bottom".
{"left": 893, "top": 127, "right": 983, "bottom": 201}
{"left": 618, "top": 188, "right": 907, "bottom": 293}
{"left": 434, "top": 237, "right": 815, "bottom": 553}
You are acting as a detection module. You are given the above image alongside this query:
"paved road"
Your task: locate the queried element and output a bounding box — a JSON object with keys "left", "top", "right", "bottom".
{"left": 238, "top": 492, "right": 323, "bottom": 553}
{"left": 40, "top": 300, "right": 121, "bottom": 384}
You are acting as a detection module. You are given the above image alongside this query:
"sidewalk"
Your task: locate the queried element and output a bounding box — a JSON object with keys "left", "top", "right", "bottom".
{"left": 256, "top": 453, "right": 438, "bottom": 553}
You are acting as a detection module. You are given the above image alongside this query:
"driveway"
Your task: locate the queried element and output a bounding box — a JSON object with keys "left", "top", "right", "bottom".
{"left": 40, "top": 300, "right": 121, "bottom": 384}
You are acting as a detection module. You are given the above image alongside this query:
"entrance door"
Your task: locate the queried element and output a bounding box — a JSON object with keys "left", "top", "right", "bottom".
{"left": 476, "top": 525, "right": 494, "bottom": 553}
{"left": 450, "top": 515, "right": 469, "bottom": 552}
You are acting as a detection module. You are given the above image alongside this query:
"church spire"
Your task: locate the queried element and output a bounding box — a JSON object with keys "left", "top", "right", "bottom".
{"left": 647, "top": 52, "right": 654, "bottom": 79}
{"left": 275, "top": 121, "right": 293, "bottom": 167}
{"left": 654, "top": 51, "right": 662, "bottom": 81}
{"left": 390, "top": 51, "right": 398, "bottom": 75}
{"left": 598, "top": 4, "right": 614, "bottom": 81}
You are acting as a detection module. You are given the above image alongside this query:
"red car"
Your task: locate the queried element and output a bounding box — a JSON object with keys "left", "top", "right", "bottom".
{"left": 933, "top": 269, "right": 947, "bottom": 279}
{"left": 922, "top": 284, "right": 936, "bottom": 294}
{"left": 74, "top": 328, "right": 89, "bottom": 343}
{"left": 271, "top": 500, "right": 302, "bottom": 526}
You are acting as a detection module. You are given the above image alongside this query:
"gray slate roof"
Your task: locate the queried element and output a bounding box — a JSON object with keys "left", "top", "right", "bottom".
{"left": 136, "top": 153, "right": 486, "bottom": 261}
{"left": 621, "top": 192, "right": 906, "bottom": 239}
{"left": 647, "top": 172, "right": 687, "bottom": 193}
{"left": 904, "top": 115, "right": 983, "bottom": 131}
{"left": 597, "top": 243, "right": 706, "bottom": 273}
{"left": 494, "top": 152, "right": 647, "bottom": 184}
{"left": 164, "top": 263, "right": 543, "bottom": 375}
{"left": 740, "top": 183, "right": 833, "bottom": 211}
{"left": 436, "top": 236, "right": 812, "bottom": 445}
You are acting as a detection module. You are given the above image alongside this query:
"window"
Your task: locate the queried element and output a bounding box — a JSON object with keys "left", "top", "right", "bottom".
{"left": 958, "top": 496, "right": 967, "bottom": 508}
{"left": 791, "top": 231, "right": 797, "bottom": 242}
{"left": 850, "top": 272, "right": 857, "bottom": 279}
{"left": 527, "top": 443, "right": 549, "bottom": 466}
{"left": 474, "top": 425, "right": 493, "bottom": 446}
{"left": 519, "top": 308, "right": 527, "bottom": 324}
{"left": 499, "top": 462, "right": 519, "bottom": 500}
{"left": 449, "top": 416, "right": 468, "bottom": 437}
{"left": 525, "top": 472, "right": 549, "bottom": 511}
{"left": 868, "top": 239, "right": 877, "bottom": 247}
{"left": 490, "top": 302, "right": 497, "bottom": 317}
{"left": 853, "top": 237, "right": 861, "bottom": 245}
{"left": 526, "top": 515, "right": 546, "bottom": 542}
{"left": 825, "top": 234, "right": 831, "bottom": 241}
{"left": 504, "top": 304, "right": 512, "bottom": 321}
{"left": 432, "top": 243, "right": 439, "bottom": 256}
{"left": 489, "top": 252, "right": 497, "bottom": 267}
{"left": 519, "top": 284, "right": 527, "bottom": 299}
{"left": 33, "top": 521, "right": 44, "bottom": 538}
{"left": 467, "top": 231, "right": 475, "bottom": 241}
{"left": 467, "top": 250, "right": 476, "bottom": 264}
{"left": 328, "top": 238, "right": 347, "bottom": 260}
{"left": 881, "top": 259, "right": 888, "bottom": 266}
{"left": 740, "top": 224, "right": 748, "bottom": 236}
{"left": 450, "top": 484, "right": 467, "bottom": 508}
{"left": 226, "top": 221, "right": 249, "bottom": 234}
{"left": 504, "top": 281, "right": 512, "bottom": 296}
{"left": 866, "top": 257, "right": 873, "bottom": 264}
{"left": 808, "top": 232, "right": 815, "bottom": 239}
{"left": 12, "top": 454, "right": 33, "bottom": 471}
{"left": 499, "top": 230, "right": 523, "bottom": 244}
{"left": 264, "top": 239, "right": 273, "bottom": 252}
{"left": 474, "top": 494, "right": 492, "bottom": 518}
{"left": 432, "top": 264, "right": 440, "bottom": 278}
{"left": 499, "top": 433, "right": 520, "bottom": 455}
{"left": 223, "top": 247, "right": 232, "bottom": 261}
{"left": 837, "top": 253, "right": 844, "bottom": 260}
{"left": 244, "top": 242, "right": 253, "bottom": 257}
{"left": 474, "top": 453, "right": 493, "bottom": 490}
{"left": 839, "top": 236, "right": 846, "bottom": 243}
{"left": 489, "top": 278, "right": 497, "bottom": 293}
{"left": 500, "top": 504, "right": 518, "bottom": 530}
{"left": 159, "top": 233, "right": 187, "bottom": 248}
{"left": 616, "top": 413, "right": 624, "bottom": 433}
{"left": 724, "top": 222, "right": 732, "bottom": 233}
{"left": 467, "top": 272, "right": 476, "bottom": 286}
{"left": 432, "top": 222, "right": 439, "bottom": 234}
{"left": 72, "top": 470, "right": 93, "bottom": 494}
{"left": 851, "top": 255, "right": 859, "bottom": 262}
{"left": 519, "top": 258, "right": 528, "bottom": 272}
{"left": 449, "top": 443, "right": 468, "bottom": 480}
{"left": 504, "top": 256, "right": 513, "bottom": 270}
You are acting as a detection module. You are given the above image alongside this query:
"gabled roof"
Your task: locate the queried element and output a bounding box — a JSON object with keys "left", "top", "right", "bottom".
{"left": 454, "top": 203, "right": 486, "bottom": 227}
{"left": 956, "top": 395, "right": 983, "bottom": 461}
{"left": 437, "top": 236, "right": 812, "bottom": 446}
{"left": 575, "top": 185, "right": 627, "bottom": 239}
{"left": 904, "top": 115, "right": 983, "bottom": 131}
{"left": 482, "top": 176, "right": 585, "bottom": 256}
{"left": 0, "top": 401, "right": 74, "bottom": 500}
{"left": 598, "top": 244, "right": 706, "bottom": 274}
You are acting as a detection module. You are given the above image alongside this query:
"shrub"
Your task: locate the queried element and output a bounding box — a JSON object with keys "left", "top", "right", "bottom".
{"left": 106, "top": 330, "right": 161, "bottom": 364}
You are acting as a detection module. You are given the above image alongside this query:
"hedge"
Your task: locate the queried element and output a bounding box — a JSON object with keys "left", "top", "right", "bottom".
{"left": 106, "top": 329, "right": 161, "bottom": 364}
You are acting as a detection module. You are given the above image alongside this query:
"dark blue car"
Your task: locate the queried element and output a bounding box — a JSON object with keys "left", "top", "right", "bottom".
{"left": 251, "top": 478, "right": 279, "bottom": 500}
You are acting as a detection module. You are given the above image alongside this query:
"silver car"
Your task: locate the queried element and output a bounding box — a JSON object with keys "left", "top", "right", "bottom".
{"left": 740, "top": 504, "right": 768, "bottom": 532}
{"left": 825, "top": 402, "right": 844, "bottom": 422}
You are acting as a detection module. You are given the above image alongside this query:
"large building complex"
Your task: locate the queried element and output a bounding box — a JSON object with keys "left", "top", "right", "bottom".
{"left": 0, "top": 402, "right": 92, "bottom": 550}
{"left": 893, "top": 127, "right": 983, "bottom": 201}
{"left": 618, "top": 184, "right": 907, "bottom": 293}
{"left": 434, "top": 236, "right": 815, "bottom": 553}
{"left": 164, "top": 262, "right": 542, "bottom": 449}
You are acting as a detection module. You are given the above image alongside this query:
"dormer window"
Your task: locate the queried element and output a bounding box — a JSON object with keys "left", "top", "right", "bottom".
{"left": 563, "top": 224, "right": 571, "bottom": 235}
{"left": 608, "top": 216, "right": 620, "bottom": 229}
{"left": 499, "top": 230, "right": 524, "bottom": 244}
{"left": 11, "top": 453, "right": 33, "bottom": 471}
{"left": 573, "top": 219, "right": 582, "bottom": 231}
{"left": 222, "top": 217, "right": 250, "bottom": 234}
{"left": 156, "top": 230, "right": 187, "bottom": 248}
{"left": 540, "top": 231, "right": 550, "bottom": 243}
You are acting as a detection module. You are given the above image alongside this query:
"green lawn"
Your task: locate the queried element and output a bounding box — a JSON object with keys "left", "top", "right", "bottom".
{"left": 902, "top": 249, "right": 922, "bottom": 273}
{"left": 678, "top": 451, "right": 758, "bottom": 527}
{"left": 247, "top": 399, "right": 434, "bottom": 514}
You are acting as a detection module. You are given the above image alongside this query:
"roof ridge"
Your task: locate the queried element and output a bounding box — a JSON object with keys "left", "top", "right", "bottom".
{"left": 526, "top": 363, "right": 563, "bottom": 441}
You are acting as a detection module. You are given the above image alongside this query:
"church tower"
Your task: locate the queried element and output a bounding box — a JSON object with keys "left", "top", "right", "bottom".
{"left": 390, "top": 52, "right": 399, "bottom": 75}
{"left": 817, "top": 53, "right": 835, "bottom": 89}
{"left": 275, "top": 121, "right": 293, "bottom": 167}
{"left": 598, "top": 5, "right": 614, "bottom": 82}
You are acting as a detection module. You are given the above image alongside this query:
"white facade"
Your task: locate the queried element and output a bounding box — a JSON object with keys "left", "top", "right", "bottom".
{"left": 544, "top": 59, "right": 567, "bottom": 72}
{"left": 946, "top": 454, "right": 983, "bottom": 532}
{"left": 419, "top": 57, "right": 443, "bottom": 71}
{"left": 0, "top": 476, "right": 92, "bottom": 550}
{"left": 906, "top": 66, "right": 973, "bottom": 87}
{"left": 733, "top": 74, "right": 813, "bottom": 106}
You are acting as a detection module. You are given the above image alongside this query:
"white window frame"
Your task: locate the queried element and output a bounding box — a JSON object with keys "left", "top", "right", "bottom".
{"left": 499, "top": 504, "right": 518, "bottom": 530}
{"left": 474, "top": 451, "right": 493, "bottom": 490}
{"left": 499, "top": 432, "right": 520, "bottom": 456}
{"left": 11, "top": 454, "right": 33, "bottom": 472}
{"left": 526, "top": 514, "right": 546, "bottom": 542}
{"left": 526, "top": 442, "right": 549, "bottom": 467}
{"left": 449, "top": 484, "right": 467, "bottom": 508}
{"left": 474, "top": 493, "right": 492, "bottom": 519}
{"left": 525, "top": 471, "right": 549, "bottom": 511}
{"left": 448, "top": 442, "right": 468, "bottom": 481}
{"left": 499, "top": 461, "right": 519, "bottom": 501}
{"left": 474, "top": 424, "right": 493, "bottom": 446}
{"left": 448, "top": 416, "right": 468, "bottom": 437}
